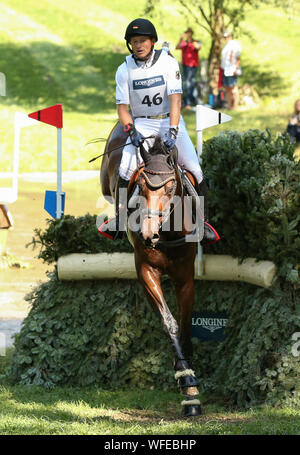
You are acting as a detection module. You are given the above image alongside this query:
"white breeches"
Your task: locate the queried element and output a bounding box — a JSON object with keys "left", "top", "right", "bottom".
{"left": 119, "top": 116, "right": 203, "bottom": 183}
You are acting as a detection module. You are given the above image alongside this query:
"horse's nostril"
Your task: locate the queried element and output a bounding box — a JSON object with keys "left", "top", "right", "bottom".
{"left": 151, "top": 234, "right": 160, "bottom": 246}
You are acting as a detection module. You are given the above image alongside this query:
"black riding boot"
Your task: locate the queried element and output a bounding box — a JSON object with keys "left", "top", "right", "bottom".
{"left": 198, "top": 179, "right": 220, "bottom": 245}
{"left": 98, "top": 176, "right": 129, "bottom": 241}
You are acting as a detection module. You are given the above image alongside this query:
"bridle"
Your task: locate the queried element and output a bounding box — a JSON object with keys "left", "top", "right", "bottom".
{"left": 139, "top": 167, "right": 178, "bottom": 228}
{"left": 126, "top": 139, "right": 199, "bottom": 248}
{"left": 135, "top": 157, "right": 197, "bottom": 248}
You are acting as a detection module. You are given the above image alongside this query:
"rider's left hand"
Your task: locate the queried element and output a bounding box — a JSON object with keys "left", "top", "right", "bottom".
{"left": 163, "top": 127, "right": 178, "bottom": 150}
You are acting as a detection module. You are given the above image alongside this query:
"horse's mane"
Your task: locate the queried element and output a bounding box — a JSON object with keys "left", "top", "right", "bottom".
{"left": 146, "top": 136, "right": 178, "bottom": 168}
{"left": 148, "top": 136, "right": 168, "bottom": 156}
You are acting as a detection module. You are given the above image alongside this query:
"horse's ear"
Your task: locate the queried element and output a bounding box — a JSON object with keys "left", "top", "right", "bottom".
{"left": 140, "top": 144, "right": 151, "bottom": 165}
{"left": 167, "top": 146, "right": 178, "bottom": 166}
{"left": 161, "top": 139, "right": 170, "bottom": 156}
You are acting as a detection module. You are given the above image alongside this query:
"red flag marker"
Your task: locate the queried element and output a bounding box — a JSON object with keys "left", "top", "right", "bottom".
{"left": 28, "top": 103, "right": 63, "bottom": 128}
{"left": 28, "top": 103, "right": 64, "bottom": 219}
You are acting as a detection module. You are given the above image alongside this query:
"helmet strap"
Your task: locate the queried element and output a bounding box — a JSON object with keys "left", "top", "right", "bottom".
{"left": 126, "top": 41, "right": 133, "bottom": 54}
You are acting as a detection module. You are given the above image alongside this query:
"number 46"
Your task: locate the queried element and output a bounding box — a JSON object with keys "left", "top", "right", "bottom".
{"left": 142, "top": 92, "right": 162, "bottom": 107}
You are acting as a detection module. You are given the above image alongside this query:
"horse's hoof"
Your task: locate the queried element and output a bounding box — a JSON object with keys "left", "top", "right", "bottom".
{"left": 181, "top": 397, "right": 202, "bottom": 417}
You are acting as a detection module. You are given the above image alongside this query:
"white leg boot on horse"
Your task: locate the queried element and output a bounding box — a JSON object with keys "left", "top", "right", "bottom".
{"left": 98, "top": 176, "right": 129, "bottom": 240}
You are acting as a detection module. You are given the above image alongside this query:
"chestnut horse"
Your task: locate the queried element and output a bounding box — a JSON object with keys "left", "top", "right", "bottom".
{"left": 100, "top": 122, "right": 202, "bottom": 416}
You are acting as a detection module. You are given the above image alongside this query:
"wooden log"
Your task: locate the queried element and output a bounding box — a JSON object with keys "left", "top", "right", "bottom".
{"left": 57, "top": 253, "right": 276, "bottom": 288}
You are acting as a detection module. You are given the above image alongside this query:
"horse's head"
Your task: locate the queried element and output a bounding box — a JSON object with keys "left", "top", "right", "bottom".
{"left": 136, "top": 137, "right": 179, "bottom": 247}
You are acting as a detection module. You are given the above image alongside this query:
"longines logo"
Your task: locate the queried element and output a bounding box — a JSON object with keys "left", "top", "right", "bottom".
{"left": 191, "top": 312, "right": 228, "bottom": 342}
{"left": 133, "top": 75, "right": 165, "bottom": 90}
{"left": 192, "top": 316, "right": 228, "bottom": 333}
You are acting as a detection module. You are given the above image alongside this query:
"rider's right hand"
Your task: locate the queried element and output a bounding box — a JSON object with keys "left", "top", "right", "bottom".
{"left": 124, "top": 123, "right": 145, "bottom": 147}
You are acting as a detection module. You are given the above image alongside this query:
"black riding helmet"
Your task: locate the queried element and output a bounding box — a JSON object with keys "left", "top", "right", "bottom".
{"left": 125, "top": 18, "right": 158, "bottom": 59}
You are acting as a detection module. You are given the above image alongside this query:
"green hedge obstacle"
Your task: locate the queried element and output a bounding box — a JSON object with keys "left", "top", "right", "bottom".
{"left": 7, "top": 129, "right": 300, "bottom": 408}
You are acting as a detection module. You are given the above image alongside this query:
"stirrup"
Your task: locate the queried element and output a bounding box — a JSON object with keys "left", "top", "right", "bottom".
{"left": 201, "top": 221, "right": 220, "bottom": 245}
{"left": 98, "top": 176, "right": 129, "bottom": 241}
{"left": 98, "top": 215, "right": 125, "bottom": 241}
{"left": 98, "top": 203, "right": 127, "bottom": 241}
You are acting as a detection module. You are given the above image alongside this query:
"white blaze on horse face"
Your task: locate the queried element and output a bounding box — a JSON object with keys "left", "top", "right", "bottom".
{"left": 139, "top": 179, "right": 176, "bottom": 242}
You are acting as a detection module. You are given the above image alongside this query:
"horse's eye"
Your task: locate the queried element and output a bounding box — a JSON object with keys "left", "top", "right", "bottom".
{"left": 166, "top": 184, "right": 174, "bottom": 194}
{"left": 139, "top": 182, "right": 147, "bottom": 194}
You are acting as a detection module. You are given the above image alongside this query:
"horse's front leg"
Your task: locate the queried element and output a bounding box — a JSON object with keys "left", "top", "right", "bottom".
{"left": 168, "top": 254, "right": 202, "bottom": 415}
{"left": 136, "top": 259, "right": 201, "bottom": 416}
{"left": 174, "top": 275, "right": 201, "bottom": 399}
{"left": 136, "top": 262, "right": 184, "bottom": 364}
{"left": 175, "top": 274, "right": 195, "bottom": 367}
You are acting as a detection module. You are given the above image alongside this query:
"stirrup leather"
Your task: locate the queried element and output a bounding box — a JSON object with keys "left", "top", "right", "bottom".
{"left": 98, "top": 176, "right": 128, "bottom": 241}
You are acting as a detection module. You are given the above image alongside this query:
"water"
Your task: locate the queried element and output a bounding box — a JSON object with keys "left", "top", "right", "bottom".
{"left": 0, "top": 171, "right": 112, "bottom": 346}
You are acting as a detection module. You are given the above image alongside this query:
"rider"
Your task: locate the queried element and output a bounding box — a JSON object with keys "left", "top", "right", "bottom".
{"left": 99, "top": 18, "right": 219, "bottom": 244}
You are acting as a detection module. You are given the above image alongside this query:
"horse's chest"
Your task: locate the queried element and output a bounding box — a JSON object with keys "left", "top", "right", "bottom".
{"left": 142, "top": 248, "right": 169, "bottom": 270}
{"left": 141, "top": 246, "right": 191, "bottom": 273}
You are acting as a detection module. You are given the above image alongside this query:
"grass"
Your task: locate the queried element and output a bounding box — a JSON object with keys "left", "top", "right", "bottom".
{"left": 1, "top": 383, "right": 300, "bottom": 435}
{"left": 0, "top": 1, "right": 299, "bottom": 175}
{"left": 1, "top": 351, "right": 300, "bottom": 435}
{"left": 1, "top": 0, "right": 300, "bottom": 436}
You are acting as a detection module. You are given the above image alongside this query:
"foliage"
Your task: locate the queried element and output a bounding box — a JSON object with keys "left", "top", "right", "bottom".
{"left": 27, "top": 214, "right": 133, "bottom": 264}
{"left": 203, "top": 129, "right": 300, "bottom": 282}
{"left": 7, "top": 129, "right": 300, "bottom": 408}
{"left": 1, "top": 0, "right": 299, "bottom": 173}
{"left": 6, "top": 276, "right": 300, "bottom": 407}
{"left": 144, "top": 0, "right": 296, "bottom": 91}
{"left": 145, "top": 0, "right": 262, "bottom": 36}
{"left": 29, "top": 130, "right": 300, "bottom": 282}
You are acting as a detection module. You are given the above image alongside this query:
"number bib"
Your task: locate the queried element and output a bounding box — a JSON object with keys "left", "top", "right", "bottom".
{"left": 126, "top": 52, "right": 170, "bottom": 117}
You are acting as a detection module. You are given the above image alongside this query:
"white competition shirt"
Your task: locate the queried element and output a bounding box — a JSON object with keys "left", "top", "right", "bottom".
{"left": 221, "top": 39, "right": 241, "bottom": 77}
{"left": 115, "top": 50, "right": 182, "bottom": 117}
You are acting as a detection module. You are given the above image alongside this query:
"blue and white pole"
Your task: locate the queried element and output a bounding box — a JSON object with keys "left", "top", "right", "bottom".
{"left": 56, "top": 127, "right": 63, "bottom": 219}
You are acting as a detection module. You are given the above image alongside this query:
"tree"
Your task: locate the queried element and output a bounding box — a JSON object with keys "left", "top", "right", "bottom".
{"left": 145, "top": 0, "right": 295, "bottom": 96}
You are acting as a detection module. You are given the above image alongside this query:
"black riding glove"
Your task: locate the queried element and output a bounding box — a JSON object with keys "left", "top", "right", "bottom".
{"left": 163, "top": 127, "right": 178, "bottom": 150}
{"left": 124, "top": 123, "right": 145, "bottom": 147}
